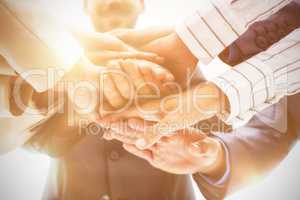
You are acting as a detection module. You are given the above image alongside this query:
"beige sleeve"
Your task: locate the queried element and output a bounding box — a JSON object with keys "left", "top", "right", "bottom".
{"left": 0, "top": 0, "right": 83, "bottom": 92}
{"left": 0, "top": 74, "right": 46, "bottom": 154}
{"left": 0, "top": 75, "right": 12, "bottom": 116}
{"left": 0, "top": 73, "right": 62, "bottom": 154}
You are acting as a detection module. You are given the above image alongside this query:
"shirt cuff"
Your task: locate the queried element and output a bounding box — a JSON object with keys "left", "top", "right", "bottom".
{"left": 196, "top": 57, "right": 231, "bottom": 81}
{"left": 175, "top": 0, "right": 241, "bottom": 65}
{"left": 211, "top": 58, "right": 276, "bottom": 127}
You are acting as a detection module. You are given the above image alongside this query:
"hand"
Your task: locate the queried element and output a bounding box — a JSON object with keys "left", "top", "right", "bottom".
{"left": 97, "top": 58, "right": 176, "bottom": 113}
{"left": 61, "top": 32, "right": 176, "bottom": 116}
{"left": 101, "top": 81, "right": 228, "bottom": 149}
{"left": 142, "top": 33, "right": 199, "bottom": 86}
{"left": 220, "top": 1, "right": 300, "bottom": 66}
{"left": 110, "top": 28, "right": 199, "bottom": 86}
{"left": 109, "top": 26, "right": 174, "bottom": 48}
{"left": 100, "top": 118, "right": 224, "bottom": 175}
{"left": 75, "top": 31, "right": 164, "bottom": 65}
{"left": 64, "top": 57, "right": 176, "bottom": 117}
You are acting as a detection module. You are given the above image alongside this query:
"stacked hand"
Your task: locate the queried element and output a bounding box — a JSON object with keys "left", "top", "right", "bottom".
{"left": 98, "top": 117, "right": 224, "bottom": 175}
{"left": 67, "top": 30, "right": 226, "bottom": 176}
{"left": 60, "top": 32, "right": 176, "bottom": 117}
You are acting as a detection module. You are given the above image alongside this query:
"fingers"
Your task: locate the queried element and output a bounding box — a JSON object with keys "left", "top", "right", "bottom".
{"left": 102, "top": 129, "right": 114, "bottom": 140}
{"left": 127, "top": 51, "right": 165, "bottom": 64}
{"left": 87, "top": 51, "right": 164, "bottom": 66}
{"left": 101, "top": 98, "right": 165, "bottom": 122}
{"left": 100, "top": 92, "right": 179, "bottom": 122}
{"left": 106, "top": 60, "right": 134, "bottom": 100}
{"left": 101, "top": 72, "right": 127, "bottom": 109}
{"left": 123, "top": 144, "right": 153, "bottom": 163}
{"left": 96, "top": 118, "right": 145, "bottom": 145}
{"left": 101, "top": 58, "right": 176, "bottom": 112}
{"left": 188, "top": 137, "right": 224, "bottom": 174}
{"left": 137, "top": 60, "right": 176, "bottom": 95}
{"left": 185, "top": 127, "right": 209, "bottom": 140}
{"left": 133, "top": 102, "right": 215, "bottom": 149}
{"left": 137, "top": 127, "right": 206, "bottom": 150}
{"left": 135, "top": 128, "right": 165, "bottom": 150}
{"left": 152, "top": 107, "right": 213, "bottom": 137}
{"left": 98, "top": 100, "right": 115, "bottom": 117}
{"left": 105, "top": 58, "right": 175, "bottom": 99}
{"left": 127, "top": 118, "right": 156, "bottom": 131}
{"left": 99, "top": 106, "right": 142, "bottom": 122}
{"left": 109, "top": 26, "right": 174, "bottom": 48}
{"left": 103, "top": 128, "right": 137, "bottom": 144}
{"left": 151, "top": 84, "right": 221, "bottom": 136}
{"left": 109, "top": 121, "right": 141, "bottom": 139}
{"left": 75, "top": 32, "right": 133, "bottom": 52}
{"left": 120, "top": 59, "right": 154, "bottom": 95}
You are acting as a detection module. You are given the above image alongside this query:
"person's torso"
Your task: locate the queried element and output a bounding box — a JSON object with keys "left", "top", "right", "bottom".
{"left": 42, "top": 135, "right": 196, "bottom": 200}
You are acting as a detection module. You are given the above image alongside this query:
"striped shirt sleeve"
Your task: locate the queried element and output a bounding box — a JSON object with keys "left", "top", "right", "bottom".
{"left": 176, "top": 0, "right": 244, "bottom": 65}
{"left": 176, "top": 0, "right": 296, "bottom": 127}
{"left": 213, "top": 30, "right": 300, "bottom": 127}
{"left": 211, "top": 57, "right": 276, "bottom": 126}
{"left": 176, "top": 0, "right": 292, "bottom": 65}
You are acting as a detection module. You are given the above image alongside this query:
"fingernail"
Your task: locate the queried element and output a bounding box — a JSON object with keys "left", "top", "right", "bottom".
{"left": 190, "top": 140, "right": 208, "bottom": 156}
{"left": 136, "top": 139, "right": 147, "bottom": 149}
{"left": 89, "top": 113, "right": 100, "bottom": 122}
{"left": 165, "top": 74, "right": 175, "bottom": 81}
{"left": 155, "top": 56, "right": 165, "bottom": 63}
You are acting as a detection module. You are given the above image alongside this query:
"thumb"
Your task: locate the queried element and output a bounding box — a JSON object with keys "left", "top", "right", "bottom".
{"left": 135, "top": 127, "right": 163, "bottom": 150}
{"left": 188, "top": 137, "right": 221, "bottom": 158}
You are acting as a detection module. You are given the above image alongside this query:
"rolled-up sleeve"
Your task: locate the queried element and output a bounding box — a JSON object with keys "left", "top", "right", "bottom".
{"left": 176, "top": 0, "right": 291, "bottom": 64}
{"left": 212, "top": 57, "right": 276, "bottom": 126}
{"left": 0, "top": 0, "right": 83, "bottom": 92}
{"left": 176, "top": 0, "right": 244, "bottom": 65}
{"left": 176, "top": 0, "right": 298, "bottom": 127}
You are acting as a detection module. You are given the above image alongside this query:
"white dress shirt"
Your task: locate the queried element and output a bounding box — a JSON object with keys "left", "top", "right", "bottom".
{"left": 176, "top": 0, "right": 300, "bottom": 126}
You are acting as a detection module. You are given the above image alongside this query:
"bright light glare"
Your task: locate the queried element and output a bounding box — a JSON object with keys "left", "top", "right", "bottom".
{"left": 1, "top": 1, "right": 299, "bottom": 200}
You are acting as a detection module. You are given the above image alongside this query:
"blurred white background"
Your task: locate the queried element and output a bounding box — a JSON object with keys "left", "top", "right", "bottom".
{"left": 0, "top": 0, "right": 300, "bottom": 199}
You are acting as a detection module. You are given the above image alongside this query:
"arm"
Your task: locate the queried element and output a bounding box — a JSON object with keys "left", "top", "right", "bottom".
{"left": 109, "top": 26, "right": 174, "bottom": 49}
{"left": 0, "top": 0, "right": 83, "bottom": 92}
{"left": 24, "top": 95, "right": 84, "bottom": 157}
{"left": 177, "top": 0, "right": 300, "bottom": 126}
{"left": 193, "top": 98, "right": 298, "bottom": 199}
{"left": 96, "top": 96, "right": 297, "bottom": 199}
{"left": 176, "top": 0, "right": 293, "bottom": 64}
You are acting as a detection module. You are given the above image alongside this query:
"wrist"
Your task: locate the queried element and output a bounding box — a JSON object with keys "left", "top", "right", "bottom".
{"left": 208, "top": 82, "right": 230, "bottom": 117}
{"left": 199, "top": 139, "right": 226, "bottom": 178}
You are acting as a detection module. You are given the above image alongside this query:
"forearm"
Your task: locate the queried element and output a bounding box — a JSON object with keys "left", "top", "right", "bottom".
{"left": 193, "top": 101, "right": 296, "bottom": 198}
{"left": 142, "top": 33, "right": 199, "bottom": 87}
{"left": 0, "top": 113, "right": 46, "bottom": 155}
{"left": 0, "top": 0, "right": 82, "bottom": 92}
{"left": 110, "top": 26, "right": 174, "bottom": 48}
